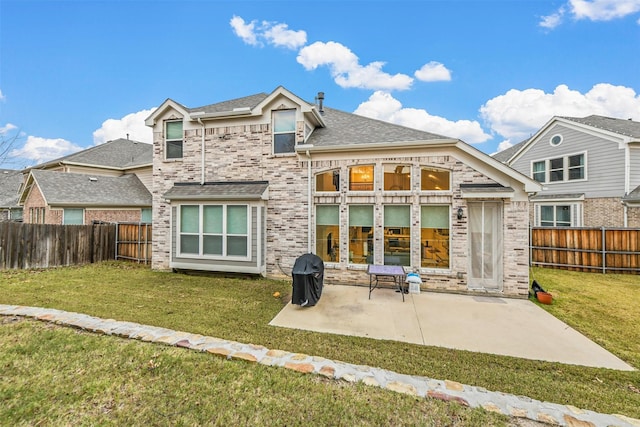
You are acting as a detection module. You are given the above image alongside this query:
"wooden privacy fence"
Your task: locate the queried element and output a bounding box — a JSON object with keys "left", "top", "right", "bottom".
{"left": 0, "top": 222, "right": 116, "bottom": 270}
{"left": 115, "top": 222, "right": 152, "bottom": 264}
{"left": 530, "top": 227, "right": 640, "bottom": 274}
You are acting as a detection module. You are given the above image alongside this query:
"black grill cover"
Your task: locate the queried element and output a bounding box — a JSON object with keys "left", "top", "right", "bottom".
{"left": 291, "top": 253, "right": 324, "bottom": 307}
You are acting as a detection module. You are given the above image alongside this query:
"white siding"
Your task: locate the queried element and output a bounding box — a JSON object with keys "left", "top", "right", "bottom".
{"left": 629, "top": 146, "right": 640, "bottom": 192}
{"left": 510, "top": 123, "right": 625, "bottom": 198}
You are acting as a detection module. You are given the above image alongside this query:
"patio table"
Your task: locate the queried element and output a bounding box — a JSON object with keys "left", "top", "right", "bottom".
{"left": 367, "top": 264, "right": 407, "bottom": 301}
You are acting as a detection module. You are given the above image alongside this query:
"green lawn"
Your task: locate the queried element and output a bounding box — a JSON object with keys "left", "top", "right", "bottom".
{"left": 1, "top": 262, "right": 639, "bottom": 424}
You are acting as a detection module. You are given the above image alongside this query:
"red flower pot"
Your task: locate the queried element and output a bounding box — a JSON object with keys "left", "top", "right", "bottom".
{"left": 536, "top": 291, "right": 553, "bottom": 305}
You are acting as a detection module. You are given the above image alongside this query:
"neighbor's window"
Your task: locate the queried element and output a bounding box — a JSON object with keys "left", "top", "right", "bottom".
{"left": 179, "top": 204, "right": 249, "bottom": 258}
{"left": 349, "top": 165, "right": 374, "bottom": 191}
{"left": 273, "top": 109, "right": 296, "bottom": 154}
{"left": 540, "top": 205, "right": 571, "bottom": 227}
{"left": 63, "top": 208, "right": 84, "bottom": 225}
{"left": 383, "top": 164, "right": 411, "bottom": 191}
{"left": 316, "top": 169, "right": 340, "bottom": 192}
{"left": 141, "top": 208, "right": 152, "bottom": 223}
{"left": 316, "top": 205, "right": 340, "bottom": 262}
{"left": 165, "top": 121, "right": 184, "bottom": 159}
{"left": 532, "top": 153, "right": 585, "bottom": 183}
{"left": 348, "top": 205, "right": 373, "bottom": 264}
{"left": 421, "top": 205, "right": 450, "bottom": 268}
{"left": 383, "top": 205, "right": 411, "bottom": 266}
{"left": 421, "top": 167, "right": 450, "bottom": 191}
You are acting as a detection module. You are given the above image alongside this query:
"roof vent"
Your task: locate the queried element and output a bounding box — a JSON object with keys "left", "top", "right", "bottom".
{"left": 89, "top": 177, "right": 98, "bottom": 182}
{"left": 316, "top": 92, "right": 324, "bottom": 114}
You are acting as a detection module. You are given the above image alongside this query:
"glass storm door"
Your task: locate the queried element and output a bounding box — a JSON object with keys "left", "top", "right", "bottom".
{"left": 468, "top": 202, "right": 502, "bottom": 290}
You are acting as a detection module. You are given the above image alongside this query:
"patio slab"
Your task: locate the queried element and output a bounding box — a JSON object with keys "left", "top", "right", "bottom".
{"left": 269, "top": 285, "right": 634, "bottom": 371}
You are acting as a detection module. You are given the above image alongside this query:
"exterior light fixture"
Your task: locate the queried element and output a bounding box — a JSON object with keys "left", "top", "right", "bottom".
{"left": 457, "top": 207, "right": 464, "bottom": 220}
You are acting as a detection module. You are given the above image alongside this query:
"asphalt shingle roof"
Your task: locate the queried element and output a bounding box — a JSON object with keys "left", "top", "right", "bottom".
{"left": 491, "top": 139, "right": 528, "bottom": 163}
{"left": 0, "top": 169, "right": 22, "bottom": 208}
{"left": 29, "top": 138, "right": 152, "bottom": 171}
{"left": 164, "top": 181, "right": 269, "bottom": 201}
{"left": 31, "top": 170, "right": 151, "bottom": 206}
{"left": 561, "top": 115, "right": 640, "bottom": 139}
{"left": 190, "top": 93, "right": 270, "bottom": 115}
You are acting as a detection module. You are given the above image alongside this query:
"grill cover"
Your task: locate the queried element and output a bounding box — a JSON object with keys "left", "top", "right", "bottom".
{"left": 291, "top": 253, "right": 324, "bottom": 307}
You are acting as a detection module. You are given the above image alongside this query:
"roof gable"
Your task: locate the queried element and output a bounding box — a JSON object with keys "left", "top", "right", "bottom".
{"left": 0, "top": 169, "right": 22, "bottom": 208}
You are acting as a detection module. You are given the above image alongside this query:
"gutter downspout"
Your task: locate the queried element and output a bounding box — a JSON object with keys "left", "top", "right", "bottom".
{"left": 624, "top": 144, "right": 630, "bottom": 227}
{"left": 306, "top": 150, "right": 312, "bottom": 253}
{"left": 197, "top": 118, "right": 205, "bottom": 185}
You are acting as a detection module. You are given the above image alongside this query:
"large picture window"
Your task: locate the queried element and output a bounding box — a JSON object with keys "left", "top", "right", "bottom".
{"left": 383, "top": 164, "right": 411, "bottom": 191}
{"left": 316, "top": 205, "right": 340, "bottom": 262}
{"left": 179, "top": 204, "right": 249, "bottom": 258}
{"left": 421, "top": 167, "right": 450, "bottom": 191}
{"left": 383, "top": 205, "right": 410, "bottom": 266}
{"left": 165, "top": 121, "right": 183, "bottom": 159}
{"left": 421, "top": 206, "right": 450, "bottom": 268}
{"left": 273, "top": 109, "right": 296, "bottom": 154}
{"left": 63, "top": 208, "right": 83, "bottom": 225}
{"left": 348, "top": 205, "right": 373, "bottom": 264}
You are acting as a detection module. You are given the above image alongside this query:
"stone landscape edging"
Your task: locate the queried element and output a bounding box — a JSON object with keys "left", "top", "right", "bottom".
{"left": 1, "top": 304, "right": 638, "bottom": 427}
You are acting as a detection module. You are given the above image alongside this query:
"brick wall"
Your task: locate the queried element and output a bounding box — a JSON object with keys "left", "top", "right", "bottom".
{"left": 583, "top": 197, "right": 624, "bottom": 227}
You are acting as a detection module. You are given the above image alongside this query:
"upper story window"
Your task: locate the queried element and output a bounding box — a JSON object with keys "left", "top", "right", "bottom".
{"left": 273, "top": 109, "right": 296, "bottom": 154}
{"left": 165, "top": 121, "right": 183, "bottom": 159}
{"left": 531, "top": 153, "right": 585, "bottom": 184}
{"left": 316, "top": 169, "right": 340, "bottom": 192}
{"left": 421, "top": 167, "right": 450, "bottom": 191}
{"left": 349, "top": 165, "right": 374, "bottom": 191}
{"left": 383, "top": 164, "right": 411, "bottom": 191}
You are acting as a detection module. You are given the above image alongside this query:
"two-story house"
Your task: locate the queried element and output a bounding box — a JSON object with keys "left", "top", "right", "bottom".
{"left": 145, "top": 86, "right": 541, "bottom": 297}
{"left": 494, "top": 115, "right": 640, "bottom": 227}
{"left": 18, "top": 138, "right": 153, "bottom": 224}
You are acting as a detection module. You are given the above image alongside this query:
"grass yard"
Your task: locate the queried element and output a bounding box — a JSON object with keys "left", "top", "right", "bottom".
{"left": 1, "top": 262, "right": 639, "bottom": 424}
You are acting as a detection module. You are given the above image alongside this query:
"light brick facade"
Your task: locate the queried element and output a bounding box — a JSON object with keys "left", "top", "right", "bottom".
{"left": 149, "top": 92, "right": 536, "bottom": 298}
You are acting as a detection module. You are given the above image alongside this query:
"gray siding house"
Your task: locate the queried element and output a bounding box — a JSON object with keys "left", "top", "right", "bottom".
{"left": 494, "top": 115, "right": 640, "bottom": 227}
{"left": 146, "top": 86, "right": 541, "bottom": 297}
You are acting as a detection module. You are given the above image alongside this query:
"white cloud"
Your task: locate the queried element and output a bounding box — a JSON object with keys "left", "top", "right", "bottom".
{"left": 540, "top": 0, "right": 640, "bottom": 27}
{"left": 0, "top": 123, "right": 17, "bottom": 135}
{"left": 230, "top": 15, "right": 306, "bottom": 50}
{"left": 263, "top": 22, "right": 307, "bottom": 49}
{"left": 297, "top": 41, "right": 413, "bottom": 91}
{"left": 92, "top": 108, "right": 156, "bottom": 145}
{"left": 495, "top": 140, "right": 515, "bottom": 153}
{"left": 10, "top": 136, "right": 83, "bottom": 165}
{"left": 0, "top": 89, "right": 5, "bottom": 101}
{"left": 354, "top": 91, "right": 491, "bottom": 143}
{"left": 570, "top": 0, "right": 640, "bottom": 21}
{"left": 414, "top": 62, "right": 452, "bottom": 82}
{"left": 230, "top": 15, "right": 258, "bottom": 46}
{"left": 480, "top": 83, "right": 640, "bottom": 141}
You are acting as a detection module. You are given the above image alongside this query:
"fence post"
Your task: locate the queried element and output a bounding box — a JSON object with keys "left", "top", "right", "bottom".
{"left": 601, "top": 226, "right": 606, "bottom": 274}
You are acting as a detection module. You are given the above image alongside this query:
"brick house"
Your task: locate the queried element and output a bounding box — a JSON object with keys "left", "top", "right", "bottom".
{"left": 493, "top": 115, "right": 640, "bottom": 227}
{"left": 146, "top": 86, "right": 540, "bottom": 297}
{"left": 18, "top": 138, "right": 153, "bottom": 224}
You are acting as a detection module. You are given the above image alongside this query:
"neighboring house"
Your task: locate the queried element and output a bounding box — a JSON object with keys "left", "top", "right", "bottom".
{"left": 145, "top": 86, "right": 541, "bottom": 297}
{"left": 494, "top": 115, "right": 640, "bottom": 227}
{"left": 0, "top": 169, "right": 23, "bottom": 221}
{"left": 18, "top": 138, "right": 153, "bottom": 224}
{"left": 19, "top": 170, "right": 152, "bottom": 224}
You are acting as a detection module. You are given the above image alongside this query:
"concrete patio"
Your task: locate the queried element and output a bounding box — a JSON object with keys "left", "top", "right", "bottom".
{"left": 269, "top": 284, "right": 634, "bottom": 371}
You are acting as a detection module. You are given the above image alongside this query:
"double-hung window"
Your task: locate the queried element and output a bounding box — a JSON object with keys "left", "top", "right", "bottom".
{"left": 179, "top": 204, "right": 249, "bottom": 258}
{"left": 273, "top": 110, "right": 296, "bottom": 154}
{"left": 165, "top": 121, "right": 184, "bottom": 159}
{"left": 540, "top": 205, "right": 571, "bottom": 227}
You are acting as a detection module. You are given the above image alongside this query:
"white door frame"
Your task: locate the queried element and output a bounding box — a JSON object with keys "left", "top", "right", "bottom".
{"left": 467, "top": 201, "right": 503, "bottom": 291}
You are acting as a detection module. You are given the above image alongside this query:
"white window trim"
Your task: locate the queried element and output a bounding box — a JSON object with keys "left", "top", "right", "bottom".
{"left": 530, "top": 151, "right": 587, "bottom": 184}
{"left": 272, "top": 109, "right": 297, "bottom": 156}
{"left": 314, "top": 168, "right": 341, "bottom": 194}
{"left": 165, "top": 120, "right": 184, "bottom": 161}
{"left": 177, "top": 203, "right": 251, "bottom": 261}
{"left": 534, "top": 202, "right": 583, "bottom": 227}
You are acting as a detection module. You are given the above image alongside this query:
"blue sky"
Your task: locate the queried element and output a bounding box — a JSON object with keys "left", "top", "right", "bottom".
{"left": 1, "top": 0, "right": 639, "bottom": 168}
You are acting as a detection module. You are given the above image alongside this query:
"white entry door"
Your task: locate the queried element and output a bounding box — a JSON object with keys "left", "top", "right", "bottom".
{"left": 468, "top": 202, "right": 502, "bottom": 290}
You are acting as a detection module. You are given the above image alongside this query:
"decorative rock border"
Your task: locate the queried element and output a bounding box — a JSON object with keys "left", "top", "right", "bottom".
{"left": 1, "top": 304, "right": 638, "bottom": 427}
